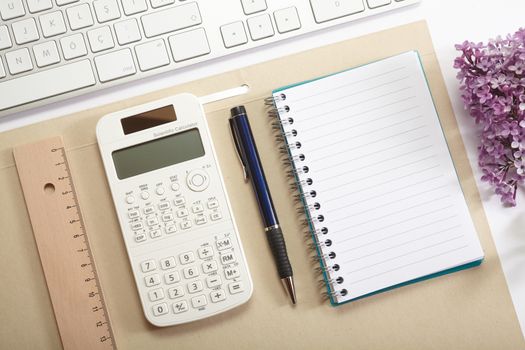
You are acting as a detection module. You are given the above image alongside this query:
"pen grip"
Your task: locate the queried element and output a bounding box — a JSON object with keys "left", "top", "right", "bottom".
{"left": 266, "top": 226, "right": 293, "bottom": 279}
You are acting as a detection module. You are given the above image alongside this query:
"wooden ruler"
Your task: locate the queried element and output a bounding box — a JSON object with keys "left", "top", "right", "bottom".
{"left": 14, "top": 136, "right": 116, "bottom": 350}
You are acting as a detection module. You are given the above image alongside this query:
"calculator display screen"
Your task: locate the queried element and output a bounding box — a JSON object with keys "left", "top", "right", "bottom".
{"left": 121, "top": 105, "right": 177, "bottom": 135}
{"left": 112, "top": 128, "right": 205, "bottom": 179}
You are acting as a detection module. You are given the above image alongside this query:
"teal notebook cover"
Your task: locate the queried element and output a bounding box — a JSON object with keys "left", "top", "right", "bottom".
{"left": 271, "top": 51, "right": 484, "bottom": 306}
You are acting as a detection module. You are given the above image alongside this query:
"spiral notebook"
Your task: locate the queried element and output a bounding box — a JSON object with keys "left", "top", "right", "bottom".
{"left": 270, "top": 51, "right": 485, "bottom": 306}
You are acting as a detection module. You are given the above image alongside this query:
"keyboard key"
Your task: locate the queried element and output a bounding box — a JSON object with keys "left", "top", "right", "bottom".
{"left": 173, "top": 197, "right": 185, "bottom": 206}
{"left": 206, "top": 275, "right": 222, "bottom": 288}
{"left": 12, "top": 18, "right": 40, "bottom": 45}
{"left": 220, "top": 252, "right": 236, "bottom": 265}
{"left": 0, "top": 26, "right": 13, "bottom": 50}
{"left": 183, "top": 266, "right": 199, "bottom": 279}
{"left": 210, "top": 289, "right": 226, "bottom": 303}
{"left": 114, "top": 18, "right": 141, "bottom": 45}
{"left": 220, "top": 21, "right": 248, "bottom": 49}
{"left": 121, "top": 0, "right": 148, "bottom": 15}
{"left": 367, "top": 0, "right": 391, "bottom": 8}
{"left": 187, "top": 280, "right": 203, "bottom": 294}
{"left": 150, "top": 0, "right": 174, "bottom": 8}
{"left": 176, "top": 208, "right": 189, "bottom": 218}
{"left": 202, "top": 260, "right": 218, "bottom": 274}
{"left": 161, "top": 213, "right": 174, "bottom": 222}
{"left": 0, "top": 0, "right": 25, "bottom": 20}
{"left": 67, "top": 4, "right": 95, "bottom": 30}
{"left": 228, "top": 282, "right": 244, "bottom": 294}
{"left": 274, "top": 7, "right": 301, "bottom": 34}
{"left": 0, "top": 59, "right": 5, "bottom": 79}
{"left": 148, "top": 288, "right": 164, "bottom": 302}
{"left": 195, "top": 216, "right": 207, "bottom": 225}
{"left": 210, "top": 211, "right": 222, "bottom": 221}
{"left": 40, "top": 11, "right": 67, "bottom": 38}
{"left": 145, "top": 274, "right": 161, "bottom": 287}
{"left": 6, "top": 48, "right": 33, "bottom": 75}
{"left": 152, "top": 302, "right": 168, "bottom": 316}
{"left": 33, "top": 41, "right": 61, "bottom": 67}
{"left": 216, "top": 237, "right": 232, "bottom": 251}
{"left": 168, "top": 285, "right": 184, "bottom": 299}
{"left": 93, "top": 0, "right": 121, "bottom": 23}
{"left": 180, "top": 220, "right": 192, "bottom": 230}
{"left": 191, "top": 294, "right": 207, "bottom": 308}
{"left": 179, "top": 251, "right": 195, "bottom": 265}
{"left": 158, "top": 202, "right": 171, "bottom": 211}
{"left": 0, "top": 60, "right": 95, "bottom": 110}
{"left": 140, "top": 259, "right": 156, "bottom": 272}
{"left": 165, "top": 224, "right": 177, "bottom": 234}
{"left": 57, "top": 0, "right": 79, "bottom": 5}
{"left": 247, "top": 14, "right": 274, "bottom": 41}
{"left": 164, "top": 271, "right": 180, "bottom": 284}
{"left": 309, "top": 0, "right": 365, "bottom": 23}
{"left": 87, "top": 26, "right": 115, "bottom": 53}
{"left": 198, "top": 246, "right": 214, "bottom": 259}
{"left": 147, "top": 217, "right": 159, "bottom": 226}
{"left": 135, "top": 234, "right": 146, "bottom": 242}
{"left": 60, "top": 33, "right": 88, "bottom": 60}
{"left": 149, "top": 229, "right": 161, "bottom": 238}
{"left": 94, "top": 48, "right": 136, "bottom": 82}
{"left": 131, "top": 222, "right": 143, "bottom": 231}
{"left": 173, "top": 300, "right": 188, "bottom": 313}
{"left": 143, "top": 206, "right": 154, "bottom": 215}
{"left": 207, "top": 199, "right": 219, "bottom": 209}
{"left": 135, "top": 39, "right": 170, "bottom": 71}
{"left": 241, "top": 0, "right": 267, "bottom": 15}
{"left": 168, "top": 28, "right": 210, "bottom": 62}
{"left": 224, "top": 266, "right": 240, "bottom": 280}
{"left": 27, "top": 0, "right": 53, "bottom": 13}
{"left": 142, "top": 3, "right": 202, "bottom": 38}
{"left": 128, "top": 210, "right": 140, "bottom": 219}
{"left": 160, "top": 256, "right": 176, "bottom": 270}
{"left": 192, "top": 204, "right": 204, "bottom": 213}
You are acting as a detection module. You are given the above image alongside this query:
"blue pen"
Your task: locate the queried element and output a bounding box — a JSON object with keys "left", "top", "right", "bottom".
{"left": 229, "top": 105, "right": 297, "bottom": 305}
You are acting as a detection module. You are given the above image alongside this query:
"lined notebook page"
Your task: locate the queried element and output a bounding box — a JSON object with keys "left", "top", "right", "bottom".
{"left": 274, "top": 51, "right": 484, "bottom": 304}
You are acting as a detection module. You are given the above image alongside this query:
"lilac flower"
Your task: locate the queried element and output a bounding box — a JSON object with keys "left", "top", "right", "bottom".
{"left": 455, "top": 28, "right": 525, "bottom": 206}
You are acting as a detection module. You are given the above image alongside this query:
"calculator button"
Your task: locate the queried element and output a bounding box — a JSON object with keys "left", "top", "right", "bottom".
{"left": 176, "top": 208, "right": 189, "bottom": 218}
{"left": 228, "top": 282, "right": 244, "bottom": 294}
{"left": 156, "top": 186, "right": 165, "bottom": 195}
{"left": 207, "top": 199, "right": 219, "bottom": 209}
{"left": 179, "top": 251, "right": 195, "bottom": 264}
{"left": 174, "top": 197, "right": 186, "bottom": 206}
{"left": 180, "top": 220, "right": 192, "bottom": 230}
{"left": 150, "top": 229, "right": 161, "bottom": 239}
{"left": 158, "top": 202, "right": 171, "bottom": 210}
{"left": 173, "top": 300, "right": 188, "bottom": 313}
{"left": 165, "top": 224, "right": 177, "bottom": 234}
{"left": 131, "top": 222, "right": 143, "bottom": 231}
{"left": 135, "top": 234, "right": 147, "bottom": 243}
{"left": 147, "top": 217, "right": 159, "bottom": 226}
{"left": 183, "top": 266, "right": 199, "bottom": 279}
{"left": 198, "top": 246, "right": 214, "bottom": 259}
{"left": 191, "top": 294, "right": 207, "bottom": 308}
{"left": 202, "top": 260, "right": 218, "bottom": 274}
{"left": 140, "top": 191, "right": 150, "bottom": 200}
{"left": 140, "top": 259, "right": 156, "bottom": 273}
{"left": 186, "top": 169, "right": 209, "bottom": 192}
{"left": 165, "top": 271, "right": 180, "bottom": 284}
{"left": 148, "top": 288, "right": 164, "bottom": 302}
{"left": 143, "top": 206, "right": 154, "bottom": 215}
{"left": 192, "top": 204, "right": 204, "bottom": 213}
{"left": 152, "top": 302, "right": 169, "bottom": 316}
{"left": 128, "top": 210, "right": 140, "bottom": 219}
{"left": 195, "top": 216, "right": 207, "bottom": 225}
{"left": 224, "top": 267, "right": 240, "bottom": 280}
{"left": 145, "top": 274, "right": 161, "bottom": 287}
{"left": 216, "top": 237, "right": 232, "bottom": 251}
{"left": 206, "top": 275, "right": 222, "bottom": 288}
{"left": 171, "top": 182, "right": 180, "bottom": 191}
{"left": 125, "top": 195, "right": 135, "bottom": 204}
{"left": 160, "top": 257, "right": 176, "bottom": 270}
{"left": 168, "top": 285, "right": 185, "bottom": 299}
{"left": 210, "top": 289, "right": 226, "bottom": 303}
{"left": 220, "top": 252, "right": 236, "bottom": 265}
{"left": 162, "top": 213, "right": 174, "bottom": 222}
{"left": 210, "top": 211, "right": 222, "bottom": 221}
{"left": 187, "top": 280, "right": 203, "bottom": 294}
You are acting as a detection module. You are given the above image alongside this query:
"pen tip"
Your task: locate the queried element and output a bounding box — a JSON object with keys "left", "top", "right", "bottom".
{"left": 281, "top": 276, "right": 297, "bottom": 305}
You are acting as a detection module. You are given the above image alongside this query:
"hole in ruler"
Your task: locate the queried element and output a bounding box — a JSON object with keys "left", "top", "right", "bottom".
{"left": 44, "top": 183, "right": 55, "bottom": 194}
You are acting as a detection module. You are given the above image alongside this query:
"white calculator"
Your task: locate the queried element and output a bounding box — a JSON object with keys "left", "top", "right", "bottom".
{"left": 96, "top": 93, "right": 253, "bottom": 326}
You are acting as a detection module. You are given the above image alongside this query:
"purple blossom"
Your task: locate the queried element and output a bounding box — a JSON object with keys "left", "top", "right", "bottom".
{"left": 455, "top": 28, "right": 525, "bottom": 206}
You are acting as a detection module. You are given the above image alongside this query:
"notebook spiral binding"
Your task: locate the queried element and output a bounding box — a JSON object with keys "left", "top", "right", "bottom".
{"left": 266, "top": 93, "right": 348, "bottom": 302}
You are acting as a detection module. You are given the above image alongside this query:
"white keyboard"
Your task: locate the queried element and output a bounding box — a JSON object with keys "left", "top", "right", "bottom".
{"left": 0, "top": 0, "right": 419, "bottom": 117}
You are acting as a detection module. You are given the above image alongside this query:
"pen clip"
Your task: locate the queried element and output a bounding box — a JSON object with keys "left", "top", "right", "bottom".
{"left": 229, "top": 118, "right": 249, "bottom": 182}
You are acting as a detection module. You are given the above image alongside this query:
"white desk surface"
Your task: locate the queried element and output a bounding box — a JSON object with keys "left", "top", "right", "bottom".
{"left": 1, "top": 0, "right": 523, "bottom": 339}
